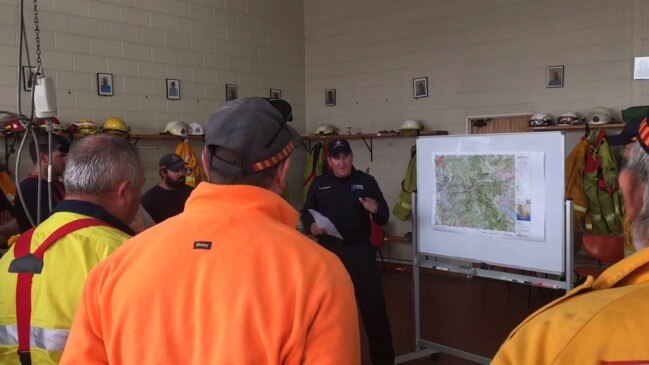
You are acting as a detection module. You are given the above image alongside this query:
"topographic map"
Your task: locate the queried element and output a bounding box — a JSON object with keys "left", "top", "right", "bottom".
{"left": 435, "top": 154, "right": 516, "bottom": 233}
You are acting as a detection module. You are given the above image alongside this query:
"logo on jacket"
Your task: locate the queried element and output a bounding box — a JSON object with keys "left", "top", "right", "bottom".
{"left": 351, "top": 184, "right": 364, "bottom": 191}
{"left": 319, "top": 186, "right": 332, "bottom": 190}
{"left": 194, "top": 241, "right": 212, "bottom": 250}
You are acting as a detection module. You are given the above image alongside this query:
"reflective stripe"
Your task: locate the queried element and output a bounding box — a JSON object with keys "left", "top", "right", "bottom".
{"left": 0, "top": 325, "right": 68, "bottom": 351}
{"left": 604, "top": 213, "right": 617, "bottom": 222}
{"left": 574, "top": 204, "right": 587, "bottom": 213}
{"left": 397, "top": 199, "right": 411, "bottom": 210}
{"left": 591, "top": 213, "right": 602, "bottom": 221}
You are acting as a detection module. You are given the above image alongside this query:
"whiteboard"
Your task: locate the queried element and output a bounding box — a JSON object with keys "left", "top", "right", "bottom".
{"left": 416, "top": 132, "right": 565, "bottom": 274}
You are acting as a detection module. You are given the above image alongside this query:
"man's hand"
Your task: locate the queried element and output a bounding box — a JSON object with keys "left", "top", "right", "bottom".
{"left": 358, "top": 197, "right": 378, "bottom": 214}
{"left": 311, "top": 223, "right": 326, "bottom": 235}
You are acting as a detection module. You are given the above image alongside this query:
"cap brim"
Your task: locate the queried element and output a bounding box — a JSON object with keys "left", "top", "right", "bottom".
{"left": 606, "top": 133, "right": 632, "bottom": 146}
{"left": 287, "top": 125, "right": 301, "bottom": 149}
{"left": 165, "top": 160, "right": 186, "bottom": 171}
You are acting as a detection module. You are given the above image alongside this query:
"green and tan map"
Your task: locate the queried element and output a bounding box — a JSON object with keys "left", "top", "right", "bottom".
{"left": 434, "top": 154, "right": 516, "bottom": 232}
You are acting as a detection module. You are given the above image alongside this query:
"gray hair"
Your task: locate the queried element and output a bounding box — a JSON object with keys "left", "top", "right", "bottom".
{"left": 64, "top": 134, "right": 141, "bottom": 195}
{"left": 624, "top": 142, "right": 649, "bottom": 248}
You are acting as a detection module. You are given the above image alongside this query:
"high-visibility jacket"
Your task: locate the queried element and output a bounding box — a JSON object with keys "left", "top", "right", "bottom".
{"left": 61, "top": 184, "right": 360, "bottom": 364}
{"left": 565, "top": 137, "right": 588, "bottom": 251}
{"left": 493, "top": 246, "right": 649, "bottom": 364}
{"left": 583, "top": 130, "right": 623, "bottom": 235}
{"left": 174, "top": 139, "right": 206, "bottom": 188}
{"left": 0, "top": 201, "right": 132, "bottom": 364}
{"left": 393, "top": 145, "right": 416, "bottom": 221}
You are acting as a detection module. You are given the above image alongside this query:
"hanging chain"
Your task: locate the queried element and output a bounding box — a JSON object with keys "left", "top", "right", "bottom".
{"left": 32, "top": 0, "right": 42, "bottom": 71}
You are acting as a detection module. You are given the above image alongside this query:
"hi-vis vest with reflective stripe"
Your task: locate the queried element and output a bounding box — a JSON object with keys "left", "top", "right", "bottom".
{"left": 583, "top": 130, "right": 623, "bottom": 235}
{"left": 393, "top": 145, "right": 416, "bottom": 221}
{"left": 0, "top": 211, "right": 130, "bottom": 365}
{"left": 303, "top": 142, "right": 326, "bottom": 202}
{"left": 565, "top": 137, "right": 589, "bottom": 249}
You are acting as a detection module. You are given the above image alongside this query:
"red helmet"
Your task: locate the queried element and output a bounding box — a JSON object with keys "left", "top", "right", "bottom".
{"left": 37, "top": 117, "right": 65, "bottom": 135}
{"left": 1, "top": 115, "right": 26, "bottom": 135}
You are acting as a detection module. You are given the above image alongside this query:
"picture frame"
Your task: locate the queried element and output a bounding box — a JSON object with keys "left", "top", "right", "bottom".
{"left": 97, "top": 73, "right": 114, "bottom": 96}
{"left": 270, "top": 88, "right": 281, "bottom": 99}
{"left": 226, "top": 84, "right": 238, "bottom": 101}
{"left": 325, "top": 88, "right": 336, "bottom": 106}
{"left": 166, "top": 78, "right": 180, "bottom": 100}
{"left": 22, "top": 66, "right": 39, "bottom": 92}
{"left": 413, "top": 77, "right": 428, "bottom": 98}
{"left": 546, "top": 65, "right": 564, "bottom": 88}
{"left": 634, "top": 57, "right": 649, "bottom": 80}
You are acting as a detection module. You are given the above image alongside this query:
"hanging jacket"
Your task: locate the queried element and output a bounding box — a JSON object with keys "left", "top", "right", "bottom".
{"left": 565, "top": 137, "right": 588, "bottom": 250}
{"left": 393, "top": 145, "right": 417, "bottom": 221}
{"left": 302, "top": 142, "right": 326, "bottom": 202}
{"left": 174, "top": 139, "right": 206, "bottom": 188}
{"left": 583, "top": 130, "right": 623, "bottom": 235}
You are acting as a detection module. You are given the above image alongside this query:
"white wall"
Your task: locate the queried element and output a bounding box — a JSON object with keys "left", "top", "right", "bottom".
{"left": 0, "top": 0, "right": 305, "bottom": 192}
{"left": 305, "top": 0, "right": 649, "bottom": 260}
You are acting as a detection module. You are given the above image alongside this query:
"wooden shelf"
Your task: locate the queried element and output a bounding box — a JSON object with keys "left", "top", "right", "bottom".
{"left": 384, "top": 235, "right": 411, "bottom": 244}
{"left": 300, "top": 130, "right": 448, "bottom": 161}
{"left": 300, "top": 130, "right": 448, "bottom": 141}
{"left": 532, "top": 124, "right": 623, "bottom": 132}
{"left": 130, "top": 134, "right": 204, "bottom": 144}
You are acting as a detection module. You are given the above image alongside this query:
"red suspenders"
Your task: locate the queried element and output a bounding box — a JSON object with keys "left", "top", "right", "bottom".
{"left": 8, "top": 218, "right": 109, "bottom": 365}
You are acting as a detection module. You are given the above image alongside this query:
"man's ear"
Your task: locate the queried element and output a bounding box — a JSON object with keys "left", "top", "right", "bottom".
{"left": 274, "top": 156, "right": 291, "bottom": 193}
{"left": 620, "top": 170, "right": 644, "bottom": 223}
{"left": 114, "top": 180, "right": 131, "bottom": 207}
{"left": 201, "top": 147, "right": 211, "bottom": 182}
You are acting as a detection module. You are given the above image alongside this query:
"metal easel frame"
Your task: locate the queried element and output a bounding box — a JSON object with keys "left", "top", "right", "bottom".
{"left": 395, "top": 194, "right": 574, "bottom": 364}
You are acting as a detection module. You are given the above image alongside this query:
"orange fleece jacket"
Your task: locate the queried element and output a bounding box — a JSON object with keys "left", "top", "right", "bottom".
{"left": 61, "top": 184, "right": 360, "bottom": 364}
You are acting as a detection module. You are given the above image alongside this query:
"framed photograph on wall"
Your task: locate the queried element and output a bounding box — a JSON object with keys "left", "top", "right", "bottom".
{"left": 166, "top": 79, "right": 180, "bottom": 100}
{"left": 270, "top": 88, "right": 281, "bottom": 99}
{"left": 97, "top": 73, "right": 114, "bottom": 96}
{"left": 226, "top": 84, "right": 238, "bottom": 101}
{"left": 325, "top": 88, "right": 336, "bottom": 106}
{"left": 546, "top": 65, "right": 564, "bottom": 88}
{"left": 413, "top": 77, "right": 428, "bottom": 98}
{"left": 22, "top": 66, "right": 39, "bottom": 92}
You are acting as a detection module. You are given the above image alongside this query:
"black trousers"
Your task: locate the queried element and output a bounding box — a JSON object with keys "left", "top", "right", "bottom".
{"left": 321, "top": 241, "right": 395, "bottom": 365}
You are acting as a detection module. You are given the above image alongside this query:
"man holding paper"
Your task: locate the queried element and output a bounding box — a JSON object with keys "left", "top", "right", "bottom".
{"left": 301, "top": 138, "right": 394, "bottom": 365}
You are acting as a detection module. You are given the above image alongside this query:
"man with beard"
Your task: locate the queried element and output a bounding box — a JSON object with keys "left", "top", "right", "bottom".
{"left": 141, "top": 153, "right": 193, "bottom": 223}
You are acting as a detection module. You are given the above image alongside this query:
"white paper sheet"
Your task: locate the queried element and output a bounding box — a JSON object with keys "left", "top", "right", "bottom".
{"left": 308, "top": 209, "right": 343, "bottom": 239}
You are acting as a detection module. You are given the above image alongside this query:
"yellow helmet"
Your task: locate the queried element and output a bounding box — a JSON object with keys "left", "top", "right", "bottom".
{"left": 102, "top": 117, "right": 130, "bottom": 137}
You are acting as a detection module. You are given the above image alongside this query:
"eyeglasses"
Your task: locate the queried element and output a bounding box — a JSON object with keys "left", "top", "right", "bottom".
{"left": 38, "top": 142, "right": 70, "bottom": 154}
{"left": 264, "top": 98, "right": 293, "bottom": 149}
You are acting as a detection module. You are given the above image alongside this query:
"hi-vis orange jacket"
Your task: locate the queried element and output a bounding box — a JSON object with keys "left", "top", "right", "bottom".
{"left": 493, "top": 246, "right": 649, "bottom": 365}
{"left": 61, "top": 184, "right": 360, "bottom": 365}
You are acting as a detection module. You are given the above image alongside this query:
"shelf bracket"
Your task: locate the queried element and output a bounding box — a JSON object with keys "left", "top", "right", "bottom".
{"left": 361, "top": 137, "right": 373, "bottom": 161}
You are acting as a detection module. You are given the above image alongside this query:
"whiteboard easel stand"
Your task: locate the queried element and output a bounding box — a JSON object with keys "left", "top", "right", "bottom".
{"left": 395, "top": 196, "right": 574, "bottom": 364}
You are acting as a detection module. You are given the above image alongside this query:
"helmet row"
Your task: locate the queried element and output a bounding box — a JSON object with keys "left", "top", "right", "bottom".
{"left": 313, "top": 120, "right": 423, "bottom": 135}
{"left": 529, "top": 107, "right": 615, "bottom": 127}
{"left": 0, "top": 117, "right": 206, "bottom": 138}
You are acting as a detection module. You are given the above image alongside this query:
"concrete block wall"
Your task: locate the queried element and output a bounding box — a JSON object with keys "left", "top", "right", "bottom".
{"left": 304, "top": 0, "right": 648, "bottom": 261}
{"left": 0, "top": 0, "right": 305, "bottom": 194}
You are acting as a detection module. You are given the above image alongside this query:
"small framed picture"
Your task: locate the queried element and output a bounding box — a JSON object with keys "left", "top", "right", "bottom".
{"left": 413, "top": 77, "right": 428, "bottom": 98}
{"left": 270, "top": 88, "right": 281, "bottom": 99}
{"left": 226, "top": 84, "right": 238, "bottom": 101}
{"left": 22, "top": 66, "right": 39, "bottom": 91}
{"left": 97, "top": 73, "right": 114, "bottom": 96}
{"left": 325, "top": 88, "right": 336, "bottom": 106}
{"left": 546, "top": 65, "right": 564, "bottom": 88}
{"left": 166, "top": 79, "right": 180, "bottom": 100}
{"left": 634, "top": 57, "right": 649, "bottom": 79}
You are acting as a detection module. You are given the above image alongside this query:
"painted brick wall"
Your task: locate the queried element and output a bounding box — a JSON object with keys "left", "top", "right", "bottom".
{"left": 0, "top": 0, "right": 305, "bottom": 198}
{"left": 305, "top": 0, "right": 647, "bottom": 261}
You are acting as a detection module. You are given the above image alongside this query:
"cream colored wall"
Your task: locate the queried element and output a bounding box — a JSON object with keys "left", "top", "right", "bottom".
{"left": 0, "top": 0, "right": 305, "bottom": 193}
{"left": 305, "top": 0, "right": 648, "bottom": 261}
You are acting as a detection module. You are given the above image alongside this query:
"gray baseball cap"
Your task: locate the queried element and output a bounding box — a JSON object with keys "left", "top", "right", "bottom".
{"left": 206, "top": 97, "right": 299, "bottom": 177}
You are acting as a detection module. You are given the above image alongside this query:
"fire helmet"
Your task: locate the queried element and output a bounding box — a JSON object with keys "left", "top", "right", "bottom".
{"left": 556, "top": 111, "right": 584, "bottom": 125}
{"left": 187, "top": 122, "right": 205, "bottom": 136}
{"left": 528, "top": 113, "right": 554, "bottom": 127}
{"left": 163, "top": 121, "right": 190, "bottom": 137}
{"left": 102, "top": 117, "right": 130, "bottom": 137}
{"left": 315, "top": 124, "right": 337, "bottom": 135}
{"left": 586, "top": 107, "right": 613, "bottom": 125}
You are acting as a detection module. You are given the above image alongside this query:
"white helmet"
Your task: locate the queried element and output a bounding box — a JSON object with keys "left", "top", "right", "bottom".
{"left": 528, "top": 113, "right": 554, "bottom": 127}
{"left": 315, "top": 124, "right": 337, "bottom": 135}
{"left": 401, "top": 119, "right": 422, "bottom": 131}
{"left": 164, "top": 121, "right": 189, "bottom": 136}
{"left": 557, "top": 111, "right": 584, "bottom": 125}
{"left": 187, "top": 122, "right": 205, "bottom": 136}
{"left": 586, "top": 107, "right": 613, "bottom": 125}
